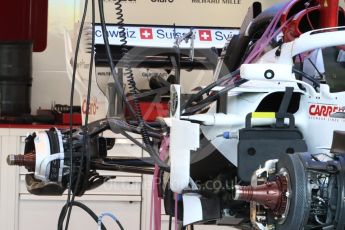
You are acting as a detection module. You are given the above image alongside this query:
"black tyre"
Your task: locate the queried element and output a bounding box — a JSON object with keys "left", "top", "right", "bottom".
{"left": 275, "top": 153, "right": 310, "bottom": 230}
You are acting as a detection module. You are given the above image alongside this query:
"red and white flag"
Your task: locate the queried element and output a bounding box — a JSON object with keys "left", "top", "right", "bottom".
{"left": 140, "top": 28, "right": 153, "bottom": 39}
{"left": 198, "top": 30, "right": 212, "bottom": 41}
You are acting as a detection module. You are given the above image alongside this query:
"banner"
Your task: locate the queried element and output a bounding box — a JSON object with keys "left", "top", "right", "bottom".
{"left": 94, "top": 25, "right": 239, "bottom": 48}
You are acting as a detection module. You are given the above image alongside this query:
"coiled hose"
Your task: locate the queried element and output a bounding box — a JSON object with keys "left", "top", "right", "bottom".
{"left": 114, "top": 0, "right": 170, "bottom": 172}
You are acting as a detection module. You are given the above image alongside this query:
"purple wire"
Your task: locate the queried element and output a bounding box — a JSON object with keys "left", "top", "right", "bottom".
{"left": 150, "top": 137, "right": 169, "bottom": 230}
{"left": 244, "top": 0, "right": 296, "bottom": 64}
{"left": 220, "top": 1, "right": 297, "bottom": 87}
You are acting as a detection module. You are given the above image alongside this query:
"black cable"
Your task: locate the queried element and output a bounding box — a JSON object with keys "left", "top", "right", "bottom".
{"left": 168, "top": 215, "right": 172, "bottom": 230}
{"left": 183, "top": 78, "right": 247, "bottom": 115}
{"left": 181, "top": 69, "right": 240, "bottom": 111}
{"left": 292, "top": 67, "right": 320, "bottom": 88}
{"left": 58, "top": 201, "right": 107, "bottom": 230}
{"left": 115, "top": 0, "right": 156, "bottom": 153}
{"left": 173, "top": 48, "right": 181, "bottom": 84}
{"left": 97, "top": 0, "right": 137, "bottom": 118}
{"left": 129, "top": 86, "right": 170, "bottom": 101}
{"left": 307, "top": 58, "right": 324, "bottom": 79}
{"left": 122, "top": 125, "right": 162, "bottom": 139}
{"left": 62, "top": 0, "right": 95, "bottom": 229}
{"left": 98, "top": 0, "right": 169, "bottom": 171}
{"left": 107, "top": 118, "right": 162, "bottom": 140}
{"left": 115, "top": 219, "right": 125, "bottom": 230}
{"left": 120, "top": 130, "right": 150, "bottom": 153}
{"left": 143, "top": 122, "right": 166, "bottom": 133}
{"left": 297, "top": 54, "right": 304, "bottom": 80}
{"left": 62, "top": 0, "right": 89, "bottom": 228}
{"left": 84, "top": 0, "right": 96, "bottom": 127}
{"left": 91, "top": 161, "right": 154, "bottom": 174}
{"left": 81, "top": 0, "right": 95, "bottom": 198}
{"left": 63, "top": 136, "right": 86, "bottom": 230}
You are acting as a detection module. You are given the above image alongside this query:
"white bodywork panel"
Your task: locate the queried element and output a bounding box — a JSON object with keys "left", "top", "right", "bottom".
{"left": 294, "top": 85, "right": 345, "bottom": 156}
{"left": 198, "top": 28, "right": 345, "bottom": 167}
{"left": 183, "top": 194, "right": 203, "bottom": 226}
{"left": 201, "top": 80, "right": 345, "bottom": 168}
{"left": 201, "top": 91, "right": 277, "bottom": 165}
{"left": 170, "top": 119, "right": 200, "bottom": 193}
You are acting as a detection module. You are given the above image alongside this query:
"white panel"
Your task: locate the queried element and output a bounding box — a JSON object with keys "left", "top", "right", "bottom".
{"left": 19, "top": 175, "right": 142, "bottom": 196}
{"left": 170, "top": 119, "right": 200, "bottom": 193}
{"left": 183, "top": 195, "right": 203, "bottom": 225}
{"left": 141, "top": 175, "right": 153, "bottom": 230}
{"left": 292, "top": 28, "right": 345, "bottom": 56}
{"left": 240, "top": 64, "right": 295, "bottom": 82}
{"left": 0, "top": 135, "right": 20, "bottom": 230}
{"left": 31, "top": 71, "right": 80, "bottom": 115}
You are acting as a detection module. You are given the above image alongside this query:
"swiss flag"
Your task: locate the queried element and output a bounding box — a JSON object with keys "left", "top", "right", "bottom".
{"left": 199, "top": 30, "right": 212, "bottom": 41}
{"left": 140, "top": 28, "right": 153, "bottom": 39}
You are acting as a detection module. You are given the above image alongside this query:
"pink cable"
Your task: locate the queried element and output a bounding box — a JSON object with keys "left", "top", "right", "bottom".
{"left": 244, "top": 18, "right": 293, "bottom": 65}
{"left": 150, "top": 137, "right": 170, "bottom": 230}
{"left": 221, "top": 1, "right": 297, "bottom": 87}
{"left": 244, "top": 0, "right": 297, "bottom": 64}
{"left": 245, "top": 5, "right": 284, "bottom": 60}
